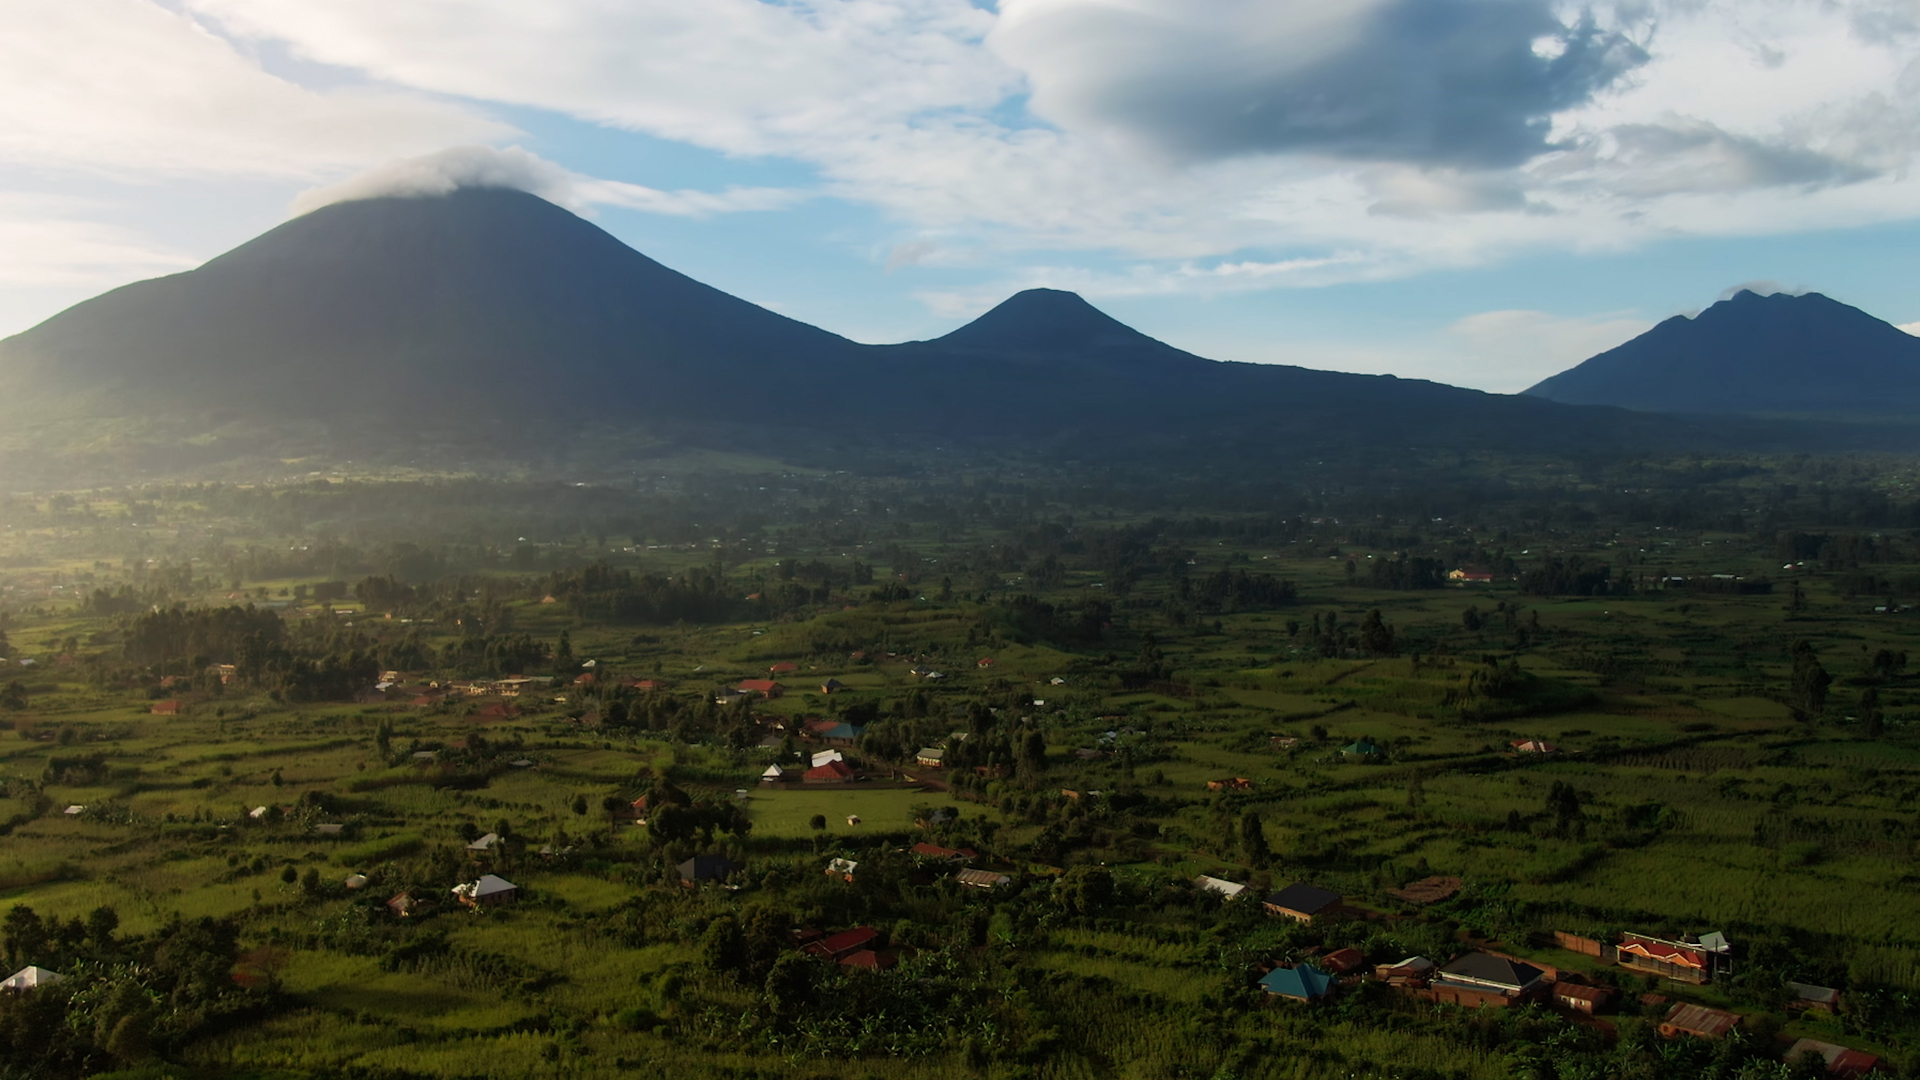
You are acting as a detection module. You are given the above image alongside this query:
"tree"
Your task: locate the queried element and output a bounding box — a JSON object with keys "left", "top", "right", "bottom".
{"left": 808, "top": 814, "right": 827, "bottom": 833}
{"left": 279, "top": 865, "right": 298, "bottom": 885}
{"left": 2, "top": 905, "right": 47, "bottom": 967}
{"left": 1239, "top": 810, "right": 1271, "bottom": 866}
{"left": 1860, "top": 686, "right": 1885, "bottom": 738}
{"left": 1017, "top": 730, "right": 1048, "bottom": 778}
{"left": 1055, "top": 865, "right": 1113, "bottom": 915}
{"left": 698, "top": 915, "right": 745, "bottom": 974}
{"left": 569, "top": 794, "right": 587, "bottom": 816}
{"left": 764, "top": 951, "right": 814, "bottom": 1023}
{"left": 1359, "top": 609, "right": 1396, "bottom": 656}
{"left": 1546, "top": 781, "right": 1583, "bottom": 838}
{"left": 0, "top": 681, "right": 26, "bottom": 711}
{"left": 84, "top": 905, "right": 119, "bottom": 949}
{"left": 1790, "top": 640, "right": 1832, "bottom": 720}
{"left": 1462, "top": 606, "right": 1483, "bottom": 633}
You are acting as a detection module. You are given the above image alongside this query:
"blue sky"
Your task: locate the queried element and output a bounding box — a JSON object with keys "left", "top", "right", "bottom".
{"left": 9, "top": 0, "right": 1920, "bottom": 392}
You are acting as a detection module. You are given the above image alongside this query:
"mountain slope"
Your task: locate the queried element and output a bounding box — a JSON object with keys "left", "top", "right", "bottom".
{"left": 1525, "top": 290, "right": 1920, "bottom": 415}
{"left": 0, "top": 188, "right": 860, "bottom": 415}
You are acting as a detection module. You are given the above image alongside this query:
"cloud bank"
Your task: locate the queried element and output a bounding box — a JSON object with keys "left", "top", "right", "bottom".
{"left": 11, "top": 0, "right": 1920, "bottom": 327}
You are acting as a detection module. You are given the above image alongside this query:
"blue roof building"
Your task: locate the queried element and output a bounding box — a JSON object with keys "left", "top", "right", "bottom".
{"left": 1259, "top": 964, "right": 1334, "bottom": 1001}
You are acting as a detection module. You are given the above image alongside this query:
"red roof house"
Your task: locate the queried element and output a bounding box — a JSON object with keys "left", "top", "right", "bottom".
{"left": 803, "top": 760, "right": 858, "bottom": 784}
{"left": 803, "top": 926, "right": 879, "bottom": 960}
{"left": 736, "top": 679, "right": 785, "bottom": 699}
{"left": 769, "top": 662, "right": 798, "bottom": 674}
{"left": 839, "top": 949, "right": 898, "bottom": 970}
{"left": 151, "top": 700, "right": 181, "bottom": 715}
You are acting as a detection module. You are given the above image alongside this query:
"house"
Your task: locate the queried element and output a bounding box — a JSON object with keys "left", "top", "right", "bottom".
{"left": 1785, "top": 1038, "right": 1883, "bottom": 1079}
{"left": 1434, "top": 953, "right": 1549, "bottom": 1005}
{"left": 912, "top": 842, "right": 976, "bottom": 862}
{"left": 839, "top": 949, "right": 898, "bottom": 971}
{"left": 826, "top": 857, "right": 858, "bottom": 881}
{"left": 453, "top": 874, "right": 518, "bottom": 907}
{"left": 1194, "top": 875, "right": 1247, "bottom": 900}
{"left": 410, "top": 750, "right": 439, "bottom": 764}
{"left": 1259, "top": 964, "right": 1334, "bottom": 1001}
{"left": 573, "top": 672, "right": 597, "bottom": 687}
{"left": 1340, "top": 740, "right": 1385, "bottom": 759}
{"left": 1617, "top": 932, "right": 1721, "bottom": 984}
{"left": 736, "top": 679, "right": 785, "bottom": 699}
{"left": 1785, "top": 981, "right": 1842, "bottom": 1011}
{"left": 819, "top": 723, "right": 865, "bottom": 746}
{"left": 630, "top": 679, "right": 664, "bottom": 692}
{"left": 466, "top": 832, "right": 503, "bottom": 853}
{"left": 1375, "top": 956, "right": 1436, "bottom": 987}
{"left": 915, "top": 747, "right": 945, "bottom": 767}
{"left": 1321, "top": 948, "right": 1367, "bottom": 975}
{"left": 803, "top": 718, "right": 841, "bottom": 735}
{"left": 1552, "top": 982, "right": 1614, "bottom": 1014}
{"left": 820, "top": 678, "right": 846, "bottom": 694}
{"left": 1206, "top": 778, "right": 1254, "bottom": 792}
{"left": 1448, "top": 569, "right": 1495, "bottom": 583}
{"left": 315, "top": 823, "right": 345, "bottom": 836}
{"left": 1511, "top": 739, "right": 1559, "bottom": 754}
{"left": 803, "top": 926, "right": 879, "bottom": 961}
{"left": 151, "top": 700, "right": 181, "bottom": 715}
{"left": 343, "top": 873, "right": 369, "bottom": 889}
{"left": 62, "top": 805, "right": 85, "bottom": 816}
{"left": 248, "top": 805, "right": 270, "bottom": 821}
{"left": 1263, "top": 883, "right": 1343, "bottom": 923}
{"left": 761, "top": 764, "right": 787, "bottom": 783}
{"left": 769, "top": 662, "right": 799, "bottom": 675}
{"left": 811, "top": 749, "right": 845, "bottom": 767}
{"left": 387, "top": 892, "right": 418, "bottom": 917}
{"left": 1270, "top": 736, "right": 1300, "bottom": 749}
{"left": 845, "top": 815, "right": 861, "bottom": 826}
{"left": 1, "top": 966, "right": 63, "bottom": 991}
{"left": 678, "top": 854, "right": 743, "bottom": 885}
{"left": 976, "top": 657, "right": 995, "bottom": 668}
{"left": 956, "top": 868, "right": 1011, "bottom": 889}
{"left": 1659, "top": 1002, "right": 1740, "bottom": 1039}
{"left": 803, "top": 760, "right": 858, "bottom": 783}
{"left": 1391, "top": 876, "right": 1463, "bottom": 904}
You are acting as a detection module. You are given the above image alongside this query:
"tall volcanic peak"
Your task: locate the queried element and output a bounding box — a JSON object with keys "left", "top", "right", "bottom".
{"left": 0, "top": 187, "right": 859, "bottom": 413}
{"left": 1524, "top": 289, "right": 1920, "bottom": 415}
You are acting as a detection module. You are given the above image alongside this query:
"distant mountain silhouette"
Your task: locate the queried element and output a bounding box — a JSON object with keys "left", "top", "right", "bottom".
{"left": 1525, "top": 290, "right": 1920, "bottom": 415}
{"left": 927, "top": 288, "right": 1209, "bottom": 372}
{"left": 0, "top": 187, "right": 1898, "bottom": 480}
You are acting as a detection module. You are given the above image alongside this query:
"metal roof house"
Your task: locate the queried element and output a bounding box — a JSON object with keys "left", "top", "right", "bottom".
{"left": 1, "top": 966, "right": 63, "bottom": 991}
{"left": 1263, "top": 882, "right": 1343, "bottom": 922}
{"left": 1259, "top": 964, "right": 1334, "bottom": 1001}
{"left": 678, "top": 854, "right": 743, "bottom": 885}
{"left": 1436, "top": 953, "right": 1548, "bottom": 1002}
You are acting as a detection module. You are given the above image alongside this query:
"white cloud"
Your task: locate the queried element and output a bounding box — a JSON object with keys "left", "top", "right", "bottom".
{"left": 0, "top": 200, "right": 196, "bottom": 287}
{"left": 291, "top": 145, "right": 806, "bottom": 218}
{"left": 10, "top": 0, "right": 1920, "bottom": 332}
{"left": 1442, "top": 309, "right": 1654, "bottom": 392}
{"left": 0, "top": 0, "right": 508, "bottom": 179}
{"left": 1900, "top": 321, "right": 1920, "bottom": 336}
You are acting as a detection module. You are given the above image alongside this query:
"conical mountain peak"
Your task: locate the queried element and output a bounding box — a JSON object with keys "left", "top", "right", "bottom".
{"left": 1525, "top": 289, "right": 1920, "bottom": 415}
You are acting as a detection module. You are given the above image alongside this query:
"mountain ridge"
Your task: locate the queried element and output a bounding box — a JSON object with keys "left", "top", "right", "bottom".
{"left": 0, "top": 186, "right": 1910, "bottom": 483}
{"left": 1525, "top": 289, "right": 1920, "bottom": 415}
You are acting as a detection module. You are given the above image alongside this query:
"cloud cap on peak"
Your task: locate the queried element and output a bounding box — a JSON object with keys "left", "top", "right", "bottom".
{"left": 291, "top": 145, "right": 804, "bottom": 220}
{"left": 291, "top": 146, "right": 574, "bottom": 216}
